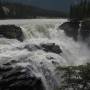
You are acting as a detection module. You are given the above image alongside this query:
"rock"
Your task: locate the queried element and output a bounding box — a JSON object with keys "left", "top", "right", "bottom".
{"left": 24, "top": 43, "right": 62, "bottom": 55}
{"left": 40, "top": 43, "right": 62, "bottom": 54}
{"left": 24, "top": 44, "right": 41, "bottom": 51}
{"left": 59, "top": 22, "right": 70, "bottom": 30}
{"left": 0, "top": 62, "right": 45, "bottom": 90}
{"left": 52, "top": 61, "right": 58, "bottom": 65}
{"left": 80, "top": 20, "right": 90, "bottom": 40}
{"left": 0, "top": 25, "right": 24, "bottom": 41}
{"left": 46, "top": 56, "right": 54, "bottom": 60}
{"left": 59, "top": 20, "right": 80, "bottom": 41}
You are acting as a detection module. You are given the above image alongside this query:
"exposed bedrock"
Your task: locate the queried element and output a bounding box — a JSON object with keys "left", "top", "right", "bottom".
{"left": 59, "top": 20, "right": 90, "bottom": 41}
{"left": 0, "top": 25, "right": 24, "bottom": 41}
{"left": 80, "top": 20, "right": 90, "bottom": 40}
{"left": 0, "top": 61, "right": 45, "bottom": 90}
{"left": 24, "top": 43, "right": 62, "bottom": 55}
{"left": 59, "top": 20, "right": 79, "bottom": 41}
{"left": 40, "top": 43, "right": 62, "bottom": 54}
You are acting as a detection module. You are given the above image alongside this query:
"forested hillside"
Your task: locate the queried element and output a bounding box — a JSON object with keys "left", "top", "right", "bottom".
{"left": 70, "top": 0, "right": 90, "bottom": 20}
{"left": 0, "top": 3, "right": 67, "bottom": 19}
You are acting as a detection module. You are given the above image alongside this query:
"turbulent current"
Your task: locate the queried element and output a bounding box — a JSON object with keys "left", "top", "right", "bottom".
{"left": 0, "top": 19, "right": 90, "bottom": 90}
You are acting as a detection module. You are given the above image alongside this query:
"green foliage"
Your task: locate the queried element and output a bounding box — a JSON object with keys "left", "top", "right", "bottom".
{"left": 56, "top": 63, "right": 90, "bottom": 90}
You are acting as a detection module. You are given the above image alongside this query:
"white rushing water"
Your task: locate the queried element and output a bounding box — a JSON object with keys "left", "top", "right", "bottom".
{"left": 0, "top": 19, "right": 90, "bottom": 90}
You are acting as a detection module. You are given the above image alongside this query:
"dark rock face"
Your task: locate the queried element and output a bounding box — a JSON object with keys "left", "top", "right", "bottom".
{"left": 23, "top": 43, "right": 62, "bottom": 55}
{"left": 0, "top": 61, "right": 45, "bottom": 90}
{"left": 80, "top": 20, "right": 90, "bottom": 40}
{"left": 59, "top": 21, "right": 80, "bottom": 41}
{"left": 59, "top": 20, "right": 90, "bottom": 42}
{"left": 40, "top": 43, "right": 62, "bottom": 54}
{"left": 0, "top": 25, "right": 24, "bottom": 41}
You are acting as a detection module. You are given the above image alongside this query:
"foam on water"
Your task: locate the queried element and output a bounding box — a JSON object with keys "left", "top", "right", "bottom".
{"left": 0, "top": 19, "right": 90, "bottom": 90}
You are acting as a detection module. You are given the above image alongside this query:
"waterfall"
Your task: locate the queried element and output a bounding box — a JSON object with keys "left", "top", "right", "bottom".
{"left": 0, "top": 19, "right": 90, "bottom": 90}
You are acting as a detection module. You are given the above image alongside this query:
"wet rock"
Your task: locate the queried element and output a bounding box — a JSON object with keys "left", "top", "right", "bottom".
{"left": 24, "top": 44, "right": 41, "bottom": 51}
{"left": 46, "top": 56, "right": 54, "bottom": 60}
{"left": 52, "top": 61, "right": 58, "bottom": 65}
{"left": 59, "top": 20, "right": 90, "bottom": 42}
{"left": 80, "top": 20, "right": 90, "bottom": 40}
{"left": 40, "top": 43, "right": 62, "bottom": 54}
{"left": 24, "top": 43, "right": 62, "bottom": 55}
{"left": 0, "top": 62, "right": 45, "bottom": 90}
{"left": 59, "top": 20, "right": 80, "bottom": 41}
{"left": 0, "top": 25, "right": 24, "bottom": 41}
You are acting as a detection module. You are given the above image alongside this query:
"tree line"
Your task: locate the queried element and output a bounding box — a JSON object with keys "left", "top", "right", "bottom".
{"left": 70, "top": 0, "right": 90, "bottom": 20}
{"left": 0, "top": 1, "right": 68, "bottom": 19}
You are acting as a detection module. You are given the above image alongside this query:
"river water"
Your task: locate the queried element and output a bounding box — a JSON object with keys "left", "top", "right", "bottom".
{"left": 0, "top": 19, "right": 90, "bottom": 90}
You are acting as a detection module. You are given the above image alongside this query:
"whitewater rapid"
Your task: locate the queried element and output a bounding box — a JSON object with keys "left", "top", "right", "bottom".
{"left": 0, "top": 19, "right": 90, "bottom": 90}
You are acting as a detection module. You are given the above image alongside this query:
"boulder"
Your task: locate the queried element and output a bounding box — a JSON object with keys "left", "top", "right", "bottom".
{"left": 40, "top": 43, "right": 62, "bottom": 54}
{"left": 59, "top": 20, "right": 80, "bottom": 41}
{"left": 0, "top": 25, "right": 24, "bottom": 41}
{"left": 0, "top": 61, "right": 45, "bottom": 90}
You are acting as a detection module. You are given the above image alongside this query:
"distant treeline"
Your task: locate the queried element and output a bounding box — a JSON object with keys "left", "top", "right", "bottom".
{"left": 0, "top": 2, "right": 68, "bottom": 19}
{"left": 70, "top": 0, "right": 90, "bottom": 20}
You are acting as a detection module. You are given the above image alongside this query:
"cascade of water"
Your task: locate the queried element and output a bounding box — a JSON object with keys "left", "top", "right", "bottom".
{"left": 0, "top": 19, "right": 90, "bottom": 90}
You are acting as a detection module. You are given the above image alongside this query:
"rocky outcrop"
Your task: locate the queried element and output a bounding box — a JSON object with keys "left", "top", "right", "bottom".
{"left": 24, "top": 44, "right": 41, "bottom": 51}
{"left": 40, "top": 43, "right": 62, "bottom": 54}
{"left": 59, "top": 19, "right": 90, "bottom": 42}
{"left": 0, "top": 25, "right": 24, "bottom": 41}
{"left": 80, "top": 20, "right": 90, "bottom": 40}
{"left": 59, "top": 20, "right": 80, "bottom": 41}
{"left": 23, "top": 43, "right": 62, "bottom": 55}
{"left": 0, "top": 61, "right": 45, "bottom": 90}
